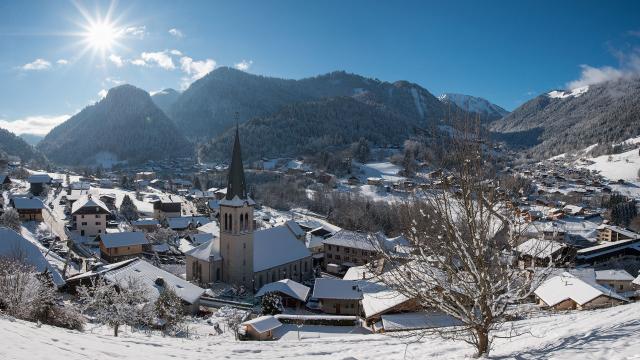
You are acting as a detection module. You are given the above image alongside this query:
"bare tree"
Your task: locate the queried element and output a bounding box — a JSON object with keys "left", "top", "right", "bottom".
{"left": 375, "top": 123, "right": 550, "bottom": 357}
{"left": 77, "top": 277, "right": 150, "bottom": 336}
{"left": 0, "top": 208, "right": 21, "bottom": 232}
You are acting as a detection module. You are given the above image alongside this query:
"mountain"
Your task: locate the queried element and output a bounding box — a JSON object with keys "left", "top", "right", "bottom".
{"left": 38, "top": 85, "right": 192, "bottom": 166}
{"left": 151, "top": 88, "right": 181, "bottom": 114}
{"left": 168, "top": 67, "right": 460, "bottom": 140}
{"left": 490, "top": 78, "right": 640, "bottom": 158}
{"left": 200, "top": 96, "right": 415, "bottom": 162}
{"left": 19, "top": 133, "right": 44, "bottom": 146}
{"left": 0, "top": 128, "right": 45, "bottom": 163}
{"left": 438, "top": 93, "right": 509, "bottom": 122}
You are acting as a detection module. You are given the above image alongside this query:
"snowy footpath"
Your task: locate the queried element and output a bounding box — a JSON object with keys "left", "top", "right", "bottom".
{"left": 2, "top": 302, "right": 640, "bottom": 359}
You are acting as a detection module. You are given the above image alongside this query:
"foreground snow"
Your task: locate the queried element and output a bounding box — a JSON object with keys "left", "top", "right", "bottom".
{"left": 2, "top": 302, "right": 640, "bottom": 359}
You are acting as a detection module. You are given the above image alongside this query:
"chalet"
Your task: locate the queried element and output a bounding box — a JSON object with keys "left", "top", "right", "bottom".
{"left": 98, "top": 194, "right": 117, "bottom": 211}
{"left": 323, "top": 230, "right": 379, "bottom": 270}
{"left": 563, "top": 205, "right": 585, "bottom": 216}
{"left": 535, "top": 272, "right": 628, "bottom": 310}
{"left": 66, "top": 258, "right": 204, "bottom": 314}
{"left": 347, "top": 176, "right": 360, "bottom": 185}
{"left": 596, "top": 225, "right": 640, "bottom": 242}
{"left": 135, "top": 171, "right": 156, "bottom": 181}
{"left": 166, "top": 216, "right": 211, "bottom": 231}
{"left": 595, "top": 269, "right": 636, "bottom": 293}
{"left": 98, "top": 231, "right": 149, "bottom": 262}
{"left": 241, "top": 315, "right": 282, "bottom": 341}
{"left": 27, "top": 173, "right": 52, "bottom": 196}
{"left": 152, "top": 195, "right": 182, "bottom": 219}
{"left": 514, "top": 238, "right": 571, "bottom": 268}
{"left": 367, "top": 177, "right": 384, "bottom": 186}
{"left": 255, "top": 279, "right": 310, "bottom": 308}
{"left": 9, "top": 196, "right": 44, "bottom": 221}
{"left": 312, "top": 278, "right": 363, "bottom": 315}
{"left": 71, "top": 195, "right": 111, "bottom": 237}
{"left": 576, "top": 238, "right": 640, "bottom": 265}
{"left": 130, "top": 218, "right": 160, "bottom": 232}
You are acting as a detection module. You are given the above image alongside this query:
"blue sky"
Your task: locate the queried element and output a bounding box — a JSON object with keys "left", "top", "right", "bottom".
{"left": 1, "top": 0, "right": 639, "bottom": 136}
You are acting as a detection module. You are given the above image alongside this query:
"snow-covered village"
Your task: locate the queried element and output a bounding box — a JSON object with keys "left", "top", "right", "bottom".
{"left": 2, "top": 1, "right": 640, "bottom": 359}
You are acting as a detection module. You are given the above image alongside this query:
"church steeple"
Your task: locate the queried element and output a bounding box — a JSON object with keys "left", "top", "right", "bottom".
{"left": 225, "top": 125, "right": 247, "bottom": 200}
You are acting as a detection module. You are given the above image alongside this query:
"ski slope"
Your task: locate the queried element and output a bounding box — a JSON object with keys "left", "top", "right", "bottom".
{"left": 2, "top": 301, "right": 640, "bottom": 359}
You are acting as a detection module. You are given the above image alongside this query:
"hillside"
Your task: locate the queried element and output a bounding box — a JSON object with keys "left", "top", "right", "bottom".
{"left": 199, "top": 96, "right": 414, "bottom": 162}
{"left": 438, "top": 93, "right": 509, "bottom": 122}
{"left": 0, "top": 127, "right": 45, "bottom": 163}
{"left": 168, "top": 68, "right": 461, "bottom": 140}
{"left": 491, "top": 77, "right": 640, "bottom": 158}
{"left": 38, "top": 85, "right": 192, "bottom": 166}
{"left": 1, "top": 301, "right": 639, "bottom": 359}
{"left": 151, "top": 88, "right": 181, "bottom": 114}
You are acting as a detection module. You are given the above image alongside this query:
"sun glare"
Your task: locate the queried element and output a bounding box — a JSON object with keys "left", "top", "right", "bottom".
{"left": 85, "top": 21, "right": 119, "bottom": 51}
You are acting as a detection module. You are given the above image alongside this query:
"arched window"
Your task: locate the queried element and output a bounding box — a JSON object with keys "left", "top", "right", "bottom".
{"left": 229, "top": 214, "right": 233, "bottom": 233}
{"left": 245, "top": 213, "right": 249, "bottom": 231}
{"left": 216, "top": 268, "right": 221, "bottom": 281}
{"left": 224, "top": 213, "right": 228, "bottom": 231}
{"left": 239, "top": 215, "right": 244, "bottom": 232}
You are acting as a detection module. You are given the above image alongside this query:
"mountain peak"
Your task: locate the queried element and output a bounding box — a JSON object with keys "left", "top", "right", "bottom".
{"left": 438, "top": 93, "right": 509, "bottom": 121}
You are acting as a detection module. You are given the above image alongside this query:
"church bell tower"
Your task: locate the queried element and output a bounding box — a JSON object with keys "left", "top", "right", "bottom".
{"left": 219, "top": 126, "right": 255, "bottom": 290}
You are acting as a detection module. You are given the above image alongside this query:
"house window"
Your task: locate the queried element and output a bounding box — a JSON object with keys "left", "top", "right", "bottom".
{"left": 95, "top": 222, "right": 101, "bottom": 225}
{"left": 335, "top": 255, "right": 341, "bottom": 260}
{"left": 345, "top": 248, "right": 350, "bottom": 254}
{"left": 81, "top": 222, "right": 87, "bottom": 226}
{"left": 96, "top": 214, "right": 101, "bottom": 218}
{"left": 345, "top": 256, "right": 350, "bottom": 261}
{"left": 327, "top": 253, "right": 332, "bottom": 259}
{"left": 81, "top": 215, "right": 85, "bottom": 219}
{"left": 327, "top": 245, "right": 332, "bottom": 251}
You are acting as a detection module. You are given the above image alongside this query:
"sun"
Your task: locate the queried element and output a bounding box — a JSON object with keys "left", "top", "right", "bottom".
{"left": 85, "top": 21, "right": 120, "bottom": 51}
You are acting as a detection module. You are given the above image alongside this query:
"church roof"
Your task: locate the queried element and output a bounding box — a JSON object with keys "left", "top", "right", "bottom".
{"left": 253, "top": 225, "right": 311, "bottom": 272}
{"left": 225, "top": 126, "right": 247, "bottom": 201}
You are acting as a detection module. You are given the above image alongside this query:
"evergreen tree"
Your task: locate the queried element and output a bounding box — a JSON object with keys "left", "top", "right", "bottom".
{"left": 154, "top": 287, "right": 185, "bottom": 334}
{"left": 120, "top": 195, "right": 139, "bottom": 221}
{"left": 261, "top": 292, "right": 283, "bottom": 315}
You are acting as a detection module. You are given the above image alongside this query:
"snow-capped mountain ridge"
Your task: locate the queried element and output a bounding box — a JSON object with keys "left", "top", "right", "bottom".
{"left": 438, "top": 93, "right": 509, "bottom": 121}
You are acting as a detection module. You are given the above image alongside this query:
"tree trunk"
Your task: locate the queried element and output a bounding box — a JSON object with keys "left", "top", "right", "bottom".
{"left": 476, "top": 328, "right": 489, "bottom": 357}
{"left": 114, "top": 324, "right": 119, "bottom": 337}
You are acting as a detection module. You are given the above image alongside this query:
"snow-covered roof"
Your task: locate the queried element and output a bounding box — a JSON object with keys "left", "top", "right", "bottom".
{"left": 576, "top": 238, "right": 640, "bottom": 260}
{"left": 0, "top": 228, "right": 65, "bottom": 286}
{"left": 515, "top": 238, "right": 565, "bottom": 259}
{"left": 71, "top": 195, "right": 110, "bottom": 215}
{"left": 189, "top": 232, "right": 214, "bottom": 245}
{"left": 323, "top": 230, "right": 378, "bottom": 251}
{"left": 167, "top": 216, "right": 211, "bottom": 230}
{"left": 103, "top": 259, "right": 205, "bottom": 304}
{"left": 27, "top": 174, "right": 51, "bottom": 184}
{"left": 284, "top": 220, "right": 305, "bottom": 238}
{"left": 381, "top": 311, "right": 461, "bottom": 331}
{"left": 99, "top": 231, "right": 148, "bottom": 249}
{"left": 595, "top": 269, "right": 634, "bottom": 282}
{"left": 10, "top": 197, "right": 44, "bottom": 210}
{"left": 196, "top": 221, "right": 219, "bottom": 235}
{"left": 598, "top": 225, "right": 640, "bottom": 239}
{"left": 131, "top": 218, "right": 160, "bottom": 226}
{"left": 359, "top": 280, "right": 411, "bottom": 318}
{"left": 219, "top": 195, "right": 256, "bottom": 207}
{"left": 312, "top": 278, "right": 363, "bottom": 300}
{"left": 253, "top": 225, "right": 311, "bottom": 272}
{"left": 184, "top": 238, "right": 221, "bottom": 261}
{"left": 242, "top": 315, "right": 282, "bottom": 333}
{"left": 534, "top": 272, "right": 628, "bottom": 307}
{"left": 255, "top": 279, "right": 310, "bottom": 302}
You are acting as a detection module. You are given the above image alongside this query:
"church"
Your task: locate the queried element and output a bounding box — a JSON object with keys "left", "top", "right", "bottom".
{"left": 185, "top": 128, "right": 313, "bottom": 292}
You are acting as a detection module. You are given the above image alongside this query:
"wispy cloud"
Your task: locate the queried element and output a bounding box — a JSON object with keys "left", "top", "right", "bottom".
{"left": 108, "top": 54, "right": 124, "bottom": 67}
{"left": 123, "top": 25, "right": 147, "bottom": 39}
{"left": 234, "top": 59, "right": 253, "bottom": 71}
{"left": 179, "top": 56, "right": 216, "bottom": 89}
{"left": 21, "top": 58, "right": 51, "bottom": 71}
{"left": 56, "top": 59, "right": 69, "bottom": 65}
{"left": 0, "top": 114, "right": 69, "bottom": 136}
{"left": 168, "top": 28, "right": 184, "bottom": 38}
{"left": 567, "top": 47, "right": 640, "bottom": 89}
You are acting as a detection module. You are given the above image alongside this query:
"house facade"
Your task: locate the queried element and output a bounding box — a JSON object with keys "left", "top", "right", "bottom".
{"left": 72, "top": 195, "right": 111, "bottom": 237}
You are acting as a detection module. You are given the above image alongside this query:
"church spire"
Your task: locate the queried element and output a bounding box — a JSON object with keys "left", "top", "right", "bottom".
{"left": 225, "top": 123, "right": 247, "bottom": 200}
